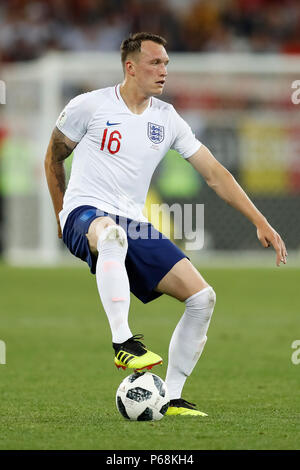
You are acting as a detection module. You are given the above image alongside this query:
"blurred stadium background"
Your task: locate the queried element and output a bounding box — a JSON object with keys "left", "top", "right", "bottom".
{"left": 0, "top": 0, "right": 300, "bottom": 267}
{"left": 1, "top": 0, "right": 300, "bottom": 452}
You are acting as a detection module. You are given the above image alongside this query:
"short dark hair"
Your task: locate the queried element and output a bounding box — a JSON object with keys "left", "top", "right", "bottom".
{"left": 120, "top": 32, "right": 167, "bottom": 70}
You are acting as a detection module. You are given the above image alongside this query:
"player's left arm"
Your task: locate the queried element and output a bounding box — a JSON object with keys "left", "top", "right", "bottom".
{"left": 187, "top": 145, "right": 288, "bottom": 266}
{"left": 44, "top": 127, "right": 77, "bottom": 238}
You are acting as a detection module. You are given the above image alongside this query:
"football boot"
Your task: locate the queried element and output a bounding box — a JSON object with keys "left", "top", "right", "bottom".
{"left": 165, "top": 398, "right": 208, "bottom": 417}
{"left": 113, "top": 334, "right": 163, "bottom": 371}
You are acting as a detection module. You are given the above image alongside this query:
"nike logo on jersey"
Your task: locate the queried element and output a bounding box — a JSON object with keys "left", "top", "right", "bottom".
{"left": 106, "top": 121, "right": 121, "bottom": 126}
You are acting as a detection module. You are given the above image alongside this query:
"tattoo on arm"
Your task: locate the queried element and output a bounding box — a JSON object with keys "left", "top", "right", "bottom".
{"left": 51, "top": 127, "right": 77, "bottom": 162}
{"left": 52, "top": 157, "right": 66, "bottom": 194}
{"left": 45, "top": 127, "right": 77, "bottom": 200}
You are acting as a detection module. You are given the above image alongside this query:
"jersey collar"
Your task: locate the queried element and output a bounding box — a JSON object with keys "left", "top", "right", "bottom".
{"left": 114, "top": 84, "right": 152, "bottom": 115}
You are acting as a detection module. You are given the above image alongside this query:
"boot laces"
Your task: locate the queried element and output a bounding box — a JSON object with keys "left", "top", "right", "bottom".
{"left": 170, "top": 398, "right": 197, "bottom": 409}
{"left": 127, "top": 334, "right": 146, "bottom": 353}
{"left": 113, "top": 334, "right": 147, "bottom": 355}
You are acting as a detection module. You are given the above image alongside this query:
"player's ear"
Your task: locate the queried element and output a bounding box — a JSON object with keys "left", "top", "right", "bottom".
{"left": 125, "top": 60, "right": 136, "bottom": 77}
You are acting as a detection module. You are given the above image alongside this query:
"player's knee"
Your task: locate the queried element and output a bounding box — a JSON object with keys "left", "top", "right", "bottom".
{"left": 92, "top": 216, "right": 115, "bottom": 234}
{"left": 203, "top": 286, "right": 216, "bottom": 316}
{"left": 207, "top": 286, "right": 216, "bottom": 309}
{"left": 98, "top": 224, "right": 128, "bottom": 250}
{"left": 185, "top": 286, "right": 216, "bottom": 320}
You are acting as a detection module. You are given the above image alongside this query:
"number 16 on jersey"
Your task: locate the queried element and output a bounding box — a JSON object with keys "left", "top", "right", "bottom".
{"left": 100, "top": 129, "right": 122, "bottom": 155}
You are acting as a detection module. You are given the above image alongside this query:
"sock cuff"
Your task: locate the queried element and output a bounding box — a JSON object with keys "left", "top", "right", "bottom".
{"left": 184, "top": 286, "right": 215, "bottom": 306}
{"left": 97, "top": 225, "right": 128, "bottom": 252}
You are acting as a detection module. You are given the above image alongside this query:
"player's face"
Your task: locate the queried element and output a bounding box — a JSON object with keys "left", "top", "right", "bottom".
{"left": 133, "top": 41, "right": 169, "bottom": 96}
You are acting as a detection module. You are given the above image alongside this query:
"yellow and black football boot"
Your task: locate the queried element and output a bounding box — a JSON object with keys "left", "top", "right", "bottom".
{"left": 113, "top": 334, "right": 162, "bottom": 371}
{"left": 165, "top": 399, "right": 208, "bottom": 417}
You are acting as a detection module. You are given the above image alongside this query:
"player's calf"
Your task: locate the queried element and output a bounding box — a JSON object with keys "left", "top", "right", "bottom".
{"left": 95, "top": 223, "right": 132, "bottom": 345}
{"left": 165, "top": 286, "right": 216, "bottom": 400}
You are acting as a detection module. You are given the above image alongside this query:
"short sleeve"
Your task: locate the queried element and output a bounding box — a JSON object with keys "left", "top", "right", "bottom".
{"left": 56, "top": 92, "right": 94, "bottom": 142}
{"left": 170, "top": 107, "right": 202, "bottom": 159}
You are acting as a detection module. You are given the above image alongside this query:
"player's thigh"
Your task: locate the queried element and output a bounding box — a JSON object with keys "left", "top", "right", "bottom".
{"left": 154, "top": 257, "right": 209, "bottom": 302}
{"left": 86, "top": 216, "right": 117, "bottom": 255}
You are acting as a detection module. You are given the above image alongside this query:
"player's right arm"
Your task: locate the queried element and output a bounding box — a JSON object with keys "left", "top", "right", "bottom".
{"left": 170, "top": 106, "right": 287, "bottom": 266}
{"left": 44, "top": 127, "right": 77, "bottom": 238}
{"left": 188, "top": 145, "right": 287, "bottom": 266}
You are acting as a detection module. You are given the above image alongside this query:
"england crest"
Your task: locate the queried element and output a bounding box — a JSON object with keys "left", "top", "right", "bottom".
{"left": 148, "top": 122, "right": 165, "bottom": 144}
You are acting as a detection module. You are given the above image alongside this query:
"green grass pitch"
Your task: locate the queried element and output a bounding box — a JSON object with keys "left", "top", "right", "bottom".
{"left": 0, "top": 263, "right": 299, "bottom": 450}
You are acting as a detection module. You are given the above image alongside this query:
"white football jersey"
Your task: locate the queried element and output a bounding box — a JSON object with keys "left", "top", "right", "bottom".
{"left": 56, "top": 84, "right": 201, "bottom": 229}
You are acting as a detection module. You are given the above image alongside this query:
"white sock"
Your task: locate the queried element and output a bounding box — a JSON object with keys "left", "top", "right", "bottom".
{"left": 96, "top": 225, "right": 132, "bottom": 344}
{"left": 165, "top": 286, "right": 216, "bottom": 400}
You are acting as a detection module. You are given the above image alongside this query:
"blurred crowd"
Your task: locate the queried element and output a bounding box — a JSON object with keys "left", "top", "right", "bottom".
{"left": 0, "top": 0, "right": 300, "bottom": 62}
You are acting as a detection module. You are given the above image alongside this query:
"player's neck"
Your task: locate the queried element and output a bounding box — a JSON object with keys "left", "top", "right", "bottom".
{"left": 119, "top": 82, "right": 150, "bottom": 115}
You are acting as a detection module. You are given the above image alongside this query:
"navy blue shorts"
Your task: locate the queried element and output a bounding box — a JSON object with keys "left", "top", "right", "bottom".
{"left": 62, "top": 205, "right": 188, "bottom": 304}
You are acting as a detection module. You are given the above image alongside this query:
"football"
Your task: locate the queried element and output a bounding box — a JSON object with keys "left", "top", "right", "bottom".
{"left": 116, "top": 371, "right": 170, "bottom": 421}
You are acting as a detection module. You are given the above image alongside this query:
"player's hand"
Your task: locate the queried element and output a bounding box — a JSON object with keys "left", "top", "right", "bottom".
{"left": 256, "top": 221, "right": 287, "bottom": 266}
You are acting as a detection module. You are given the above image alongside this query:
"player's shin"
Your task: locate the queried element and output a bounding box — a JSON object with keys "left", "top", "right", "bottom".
{"left": 96, "top": 225, "right": 132, "bottom": 344}
{"left": 165, "top": 286, "right": 216, "bottom": 400}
